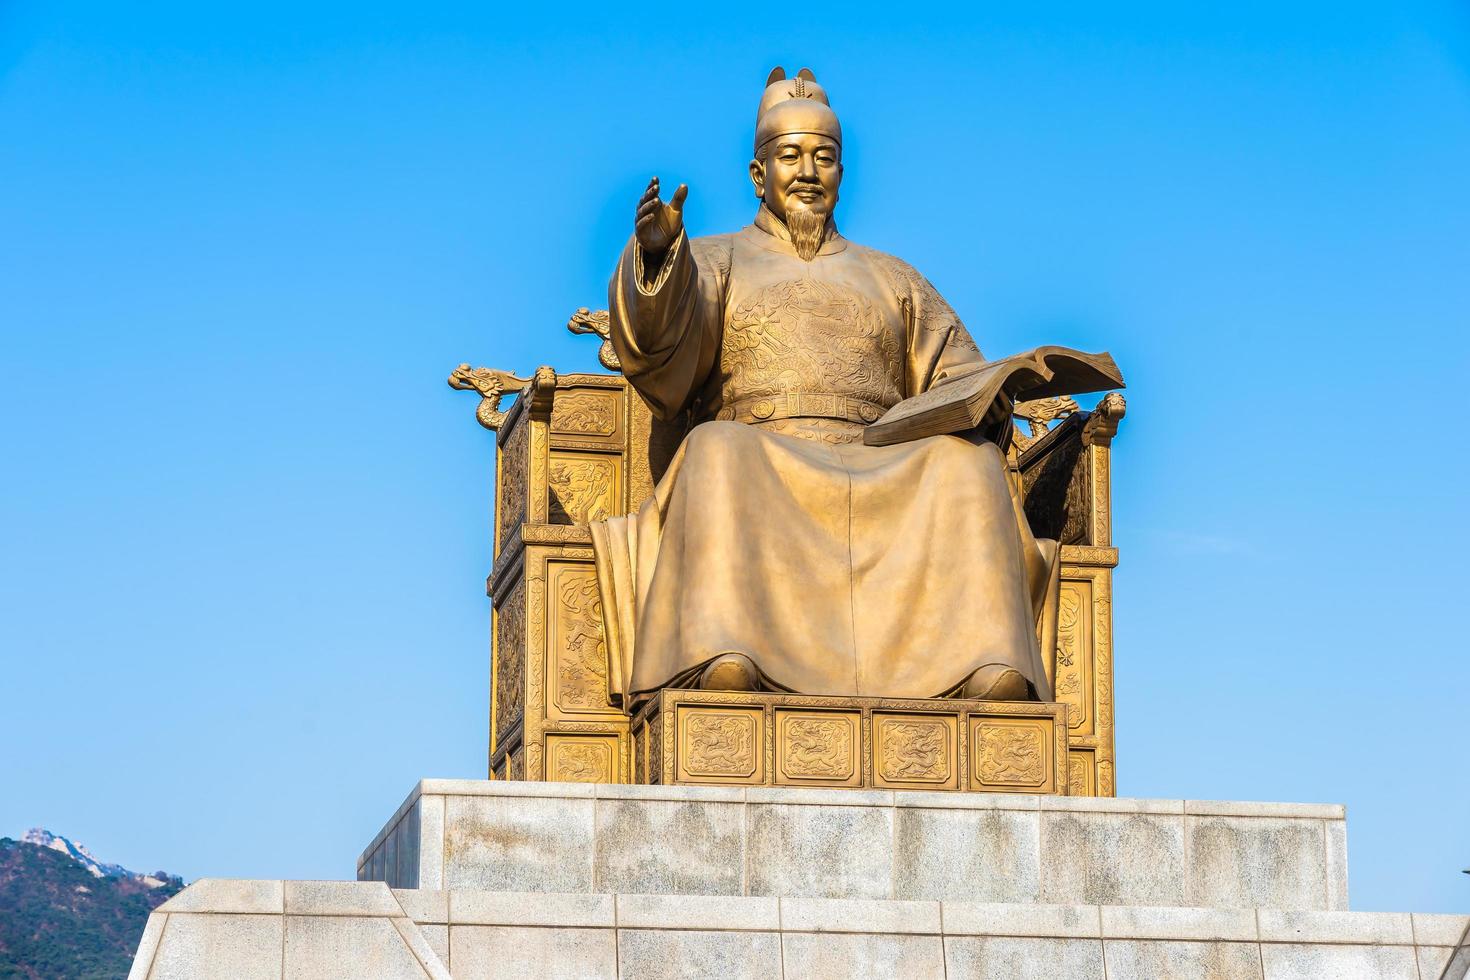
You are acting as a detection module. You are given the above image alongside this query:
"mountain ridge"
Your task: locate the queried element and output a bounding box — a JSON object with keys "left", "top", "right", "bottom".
{"left": 0, "top": 829, "right": 183, "bottom": 980}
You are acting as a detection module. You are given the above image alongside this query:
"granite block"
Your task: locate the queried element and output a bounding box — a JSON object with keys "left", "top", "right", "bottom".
{"left": 594, "top": 798, "right": 745, "bottom": 895}
{"left": 147, "top": 912, "right": 284, "bottom": 980}
{"left": 1324, "top": 819, "right": 1348, "bottom": 910}
{"left": 779, "top": 896, "right": 941, "bottom": 934}
{"left": 1423, "top": 944, "right": 1470, "bottom": 980}
{"left": 392, "top": 888, "right": 447, "bottom": 924}
{"left": 418, "top": 795, "right": 445, "bottom": 891}
{"left": 388, "top": 918, "right": 451, "bottom": 980}
{"left": 450, "top": 924, "right": 616, "bottom": 979}
{"left": 1103, "top": 939, "right": 1264, "bottom": 979}
{"left": 782, "top": 932, "right": 946, "bottom": 978}
{"left": 1258, "top": 942, "right": 1419, "bottom": 980}
{"left": 1100, "top": 905, "right": 1258, "bottom": 942}
{"left": 594, "top": 783, "right": 745, "bottom": 803}
{"left": 941, "top": 902, "right": 1100, "bottom": 938}
{"left": 745, "top": 803, "right": 894, "bottom": 899}
{"left": 1040, "top": 811, "right": 1187, "bottom": 906}
{"left": 442, "top": 794, "right": 595, "bottom": 892}
{"left": 283, "top": 915, "right": 431, "bottom": 979}
{"left": 283, "top": 880, "right": 402, "bottom": 917}
{"left": 1413, "top": 912, "right": 1470, "bottom": 947}
{"left": 615, "top": 893, "right": 779, "bottom": 931}
{"left": 616, "top": 928, "right": 783, "bottom": 980}
{"left": 1042, "top": 796, "right": 1184, "bottom": 814}
{"left": 158, "top": 879, "right": 284, "bottom": 915}
{"left": 424, "top": 778, "right": 596, "bottom": 799}
{"left": 745, "top": 787, "right": 894, "bottom": 807}
{"left": 1187, "top": 816, "right": 1327, "bottom": 910}
{"left": 1256, "top": 909, "right": 1414, "bottom": 945}
{"left": 449, "top": 889, "right": 614, "bottom": 927}
{"left": 892, "top": 806, "right": 1040, "bottom": 902}
{"left": 1182, "top": 800, "right": 1344, "bottom": 820}
{"left": 944, "top": 936, "right": 1107, "bottom": 979}
{"left": 417, "top": 924, "right": 449, "bottom": 971}
{"left": 894, "top": 791, "right": 1041, "bottom": 811}
{"left": 125, "top": 913, "right": 167, "bottom": 980}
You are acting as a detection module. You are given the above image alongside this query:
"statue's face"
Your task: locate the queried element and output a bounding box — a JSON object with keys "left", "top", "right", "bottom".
{"left": 750, "top": 133, "right": 842, "bottom": 221}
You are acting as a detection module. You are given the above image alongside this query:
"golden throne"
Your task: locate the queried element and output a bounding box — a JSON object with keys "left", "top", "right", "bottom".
{"left": 452, "top": 310, "right": 1124, "bottom": 797}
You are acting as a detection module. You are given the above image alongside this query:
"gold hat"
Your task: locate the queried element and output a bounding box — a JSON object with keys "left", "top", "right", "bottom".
{"left": 754, "top": 67, "right": 842, "bottom": 155}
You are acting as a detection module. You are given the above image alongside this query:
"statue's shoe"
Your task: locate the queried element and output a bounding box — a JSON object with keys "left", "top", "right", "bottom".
{"left": 699, "top": 653, "right": 760, "bottom": 691}
{"left": 960, "top": 664, "right": 1031, "bottom": 701}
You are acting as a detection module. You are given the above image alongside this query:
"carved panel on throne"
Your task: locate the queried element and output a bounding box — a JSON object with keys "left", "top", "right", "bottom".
{"left": 632, "top": 690, "right": 1068, "bottom": 794}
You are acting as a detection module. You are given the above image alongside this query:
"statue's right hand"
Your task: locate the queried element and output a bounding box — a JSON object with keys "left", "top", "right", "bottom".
{"left": 635, "top": 176, "right": 688, "bottom": 257}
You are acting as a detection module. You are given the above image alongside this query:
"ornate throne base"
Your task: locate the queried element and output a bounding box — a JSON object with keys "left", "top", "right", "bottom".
{"left": 632, "top": 690, "right": 1069, "bottom": 794}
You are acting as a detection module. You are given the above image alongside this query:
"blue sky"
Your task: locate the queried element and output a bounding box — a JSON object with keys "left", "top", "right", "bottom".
{"left": 2, "top": 1, "right": 1467, "bottom": 913}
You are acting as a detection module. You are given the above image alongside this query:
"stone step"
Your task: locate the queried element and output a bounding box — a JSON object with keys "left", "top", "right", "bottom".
{"left": 360, "top": 780, "right": 1350, "bottom": 911}
{"left": 130, "top": 878, "right": 1469, "bottom": 979}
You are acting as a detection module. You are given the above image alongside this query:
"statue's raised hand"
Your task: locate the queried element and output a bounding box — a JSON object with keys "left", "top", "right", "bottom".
{"left": 635, "top": 176, "right": 688, "bottom": 257}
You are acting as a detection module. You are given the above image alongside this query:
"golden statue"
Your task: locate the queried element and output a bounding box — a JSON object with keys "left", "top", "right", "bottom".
{"left": 589, "top": 67, "right": 1122, "bottom": 706}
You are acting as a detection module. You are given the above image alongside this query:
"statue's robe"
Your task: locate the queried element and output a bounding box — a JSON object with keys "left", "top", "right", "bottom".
{"left": 591, "top": 207, "right": 1056, "bottom": 701}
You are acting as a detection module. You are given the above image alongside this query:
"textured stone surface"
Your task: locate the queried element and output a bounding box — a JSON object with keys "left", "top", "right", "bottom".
{"left": 283, "top": 915, "right": 430, "bottom": 979}
{"left": 1256, "top": 909, "right": 1414, "bottom": 945}
{"left": 892, "top": 806, "right": 1040, "bottom": 902}
{"left": 419, "top": 924, "right": 449, "bottom": 971}
{"left": 158, "top": 878, "right": 284, "bottom": 914}
{"left": 133, "top": 879, "right": 1464, "bottom": 979}
{"left": 779, "top": 896, "right": 940, "bottom": 934}
{"left": 616, "top": 928, "right": 783, "bottom": 979}
{"left": 418, "top": 795, "right": 445, "bottom": 891}
{"left": 441, "top": 793, "right": 595, "bottom": 892}
{"left": 616, "top": 893, "right": 778, "bottom": 931}
{"left": 594, "top": 797, "right": 744, "bottom": 895}
{"left": 450, "top": 925, "right": 615, "bottom": 979}
{"left": 943, "top": 902, "right": 1100, "bottom": 938}
{"left": 125, "top": 913, "right": 167, "bottom": 980}
{"left": 1413, "top": 912, "right": 1470, "bottom": 947}
{"left": 1420, "top": 944, "right": 1470, "bottom": 979}
{"left": 393, "top": 888, "right": 448, "bottom": 924}
{"left": 944, "top": 936, "right": 1107, "bottom": 979}
{"left": 745, "top": 803, "right": 894, "bottom": 899}
{"left": 284, "top": 880, "right": 402, "bottom": 916}
{"left": 782, "top": 932, "right": 945, "bottom": 978}
{"left": 450, "top": 889, "right": 613, "bottom": 926}
{"left": 1257, "top": 942, "right": 1419, "bottom": 979}
{"left": 147, "top": 912, "right": 285, "bottom": 980}
{"left": 1040, "top": 811, "right": 1187, "bottom": 906}
{"left": 1100, "top": 905, "right": 1258, "bottom": 942}
{"left": 365, "top": 783, "right": 1353, "bottom": 912}
{"left": 1102, "top": 939, "right": 1264, "bottom": 979}
{"left": 1187, "top": 816, "right": 1327, "bottom": 910}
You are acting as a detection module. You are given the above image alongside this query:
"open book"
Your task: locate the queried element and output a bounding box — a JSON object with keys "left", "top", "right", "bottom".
{"left": 863, "top": 347, "right": 1124, "bottom": 447}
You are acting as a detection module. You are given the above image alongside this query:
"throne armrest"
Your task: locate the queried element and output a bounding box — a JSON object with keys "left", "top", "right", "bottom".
{"left": 1016, "top": 392, "right": 1125, "bottom": 548}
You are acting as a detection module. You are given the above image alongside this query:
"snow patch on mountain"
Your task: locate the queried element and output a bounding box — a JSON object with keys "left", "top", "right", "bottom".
{"left": 20, "top": 828, "right": 173, "bottom": 888}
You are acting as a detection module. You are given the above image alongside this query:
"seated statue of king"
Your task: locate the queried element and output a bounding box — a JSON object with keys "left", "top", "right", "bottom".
{"left": 590, "top": 68, "right": 1063, "bottom": 706}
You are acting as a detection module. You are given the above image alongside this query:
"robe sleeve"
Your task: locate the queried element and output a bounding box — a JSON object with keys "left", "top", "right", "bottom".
{"left": 887, "top": 256, "right": 987, "bottom": 396}
{"left": 608, "top": 230, "right": 731, "bottom": 421}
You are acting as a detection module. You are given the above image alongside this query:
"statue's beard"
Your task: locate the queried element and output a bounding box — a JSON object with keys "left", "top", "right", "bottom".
{"left": 785, "top": 204, "right": 827, "bottom": 262}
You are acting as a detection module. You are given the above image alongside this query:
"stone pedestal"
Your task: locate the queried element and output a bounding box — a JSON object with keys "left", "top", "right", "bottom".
{"left": 129, "top": 782, "right": 1469, "bottom": 979}
{"left": 358, "top": 780, "right": 1349, "bottom": 911}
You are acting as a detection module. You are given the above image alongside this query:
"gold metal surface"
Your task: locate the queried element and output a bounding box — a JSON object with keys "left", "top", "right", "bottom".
{"left": 470, "top": 356, "right": 1120, "bottom": 795}
{"left": 631, "top": 690, "right": 1067, "bottom": 793}
{"left": 463, "top": 67, "right": 1125, "bottom": 796}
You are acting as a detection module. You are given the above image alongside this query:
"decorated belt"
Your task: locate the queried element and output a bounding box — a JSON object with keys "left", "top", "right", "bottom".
{"left": 716, "top": 392, "right": 888, "bottom": 425}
